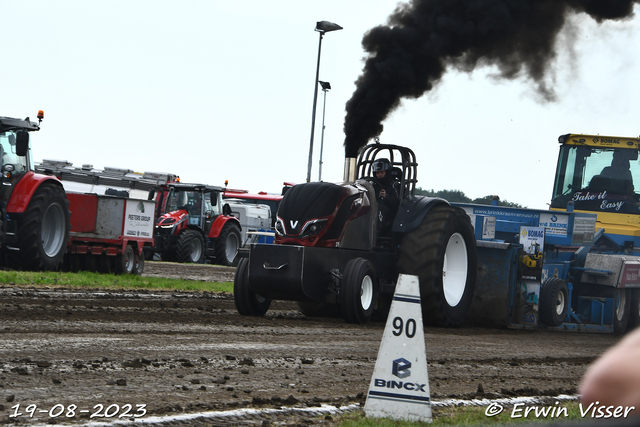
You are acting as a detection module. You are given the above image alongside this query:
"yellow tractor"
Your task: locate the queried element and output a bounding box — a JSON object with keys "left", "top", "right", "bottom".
{"left": 550, "top": 133, "right": 640, "bottom": 331}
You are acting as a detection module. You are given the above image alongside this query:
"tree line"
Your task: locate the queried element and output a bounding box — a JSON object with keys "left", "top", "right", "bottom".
{"left": 414, "top": 188, "right": 524, "bottom": 208}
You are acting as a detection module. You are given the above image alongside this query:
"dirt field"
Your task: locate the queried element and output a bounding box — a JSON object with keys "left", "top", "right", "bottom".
{"left": 0, "top": 262, "right": 621, "bottom": 426}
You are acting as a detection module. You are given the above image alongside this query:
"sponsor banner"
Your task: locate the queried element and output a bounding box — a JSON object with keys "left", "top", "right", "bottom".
{"left": 124, "top": 200, "right": 154, "bottom": 238}
{"left": 572, "top": 216, "right": 596, "bottom": 246}
{"left": 519, "top": 227, "right": 544, "bottom": 255}
{"left": 620, "top": 262, "right": 640, "bottom": 287}
{"left": 472, "top": 207, "right": 539, "bottom": 221}
{"left": 539, "top": 213, "right": 569, "bottom": 237}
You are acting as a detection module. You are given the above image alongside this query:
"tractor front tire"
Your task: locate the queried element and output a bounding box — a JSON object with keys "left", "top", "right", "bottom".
{"left": 176, "top": 229, "right": 205, "bottom": 263}
{"left": 6, "top": 183, "right": 70, "bottom": 271}
{"left": 216, "top": 223, "right": 241, "bottom": 266}
{"left": 539, "top": 278, "right": 569, "bottom": 327}
{"left": 234, "top": 258, "right": 271, "bottom": 316}
{"left": 397, "top": 205, "right": 477, "bottom": 327}
{"left": 341, "top": 258, "right": 378, "bottom": 324}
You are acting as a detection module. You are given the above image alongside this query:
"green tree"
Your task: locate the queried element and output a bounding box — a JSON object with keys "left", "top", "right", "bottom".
{"left": 472, "top": 195, "right": 524, "bottom": 208}
{"left": 414, "top": 188, "right": 524, "bottom": 208}
{"left": 414, "top": 188, "right": 472, "bottom": 202}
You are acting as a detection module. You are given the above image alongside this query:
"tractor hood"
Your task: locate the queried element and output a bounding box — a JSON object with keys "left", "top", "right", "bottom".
{"left": 274, "top": 181, "right": 374, "bottom": 248}
{"left": 155, "top": 209, "right": 188, "bottom": 229}
{"left": 276, "top": 182, "right": 343, "bottom": 236}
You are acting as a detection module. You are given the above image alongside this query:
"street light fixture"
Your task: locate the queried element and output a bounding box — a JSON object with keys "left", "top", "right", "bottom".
{"left": 318, "top": 81, "right": 331, "bottom": 181}
{"left": 306, "top": 20, "right": 342, "bottom": 183}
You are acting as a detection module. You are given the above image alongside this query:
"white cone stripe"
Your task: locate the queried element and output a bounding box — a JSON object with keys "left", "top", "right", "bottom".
{"left": 368, "top": 391, "right": 431, "bottom": 403}
{"left": 392, "top": 295, "right": 421, "bottom": 304}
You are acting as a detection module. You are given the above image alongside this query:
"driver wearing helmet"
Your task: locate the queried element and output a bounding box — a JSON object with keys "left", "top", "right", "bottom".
{"left": 370, "top": 158, "right": 400, "bottom": 234}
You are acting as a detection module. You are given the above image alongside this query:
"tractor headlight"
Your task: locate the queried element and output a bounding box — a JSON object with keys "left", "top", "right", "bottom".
{"left": 299, "top": 218, "right": 328, "bottom": 238}
{"left": 275, "top": 217, "right": 286, "bottom": 236}
{"left": 3, "top": 164, "right": 14, "bottom": 179}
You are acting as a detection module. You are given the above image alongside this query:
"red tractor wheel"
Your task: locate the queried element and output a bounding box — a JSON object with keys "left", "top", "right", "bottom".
{"left": 216, "top": 223, "right": 241, "bottom": 266}
{"left": 6, "top": 183, "right": 70, "bottom": 271}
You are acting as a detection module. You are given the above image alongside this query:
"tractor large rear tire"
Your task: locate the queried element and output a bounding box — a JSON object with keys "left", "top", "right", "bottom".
{"left": 397, "top": 205, "right": 477, "bottom": 327}
{"left": 234, "top": 258, "right": 271, "bottom": 316}
{"left": 539, "top": 278, "right": 569, "bottom": 327}
{"left": 6, "top": 183, "right": 70, "bottom": 271}
{"left": 614, "top": 288, "right": 631, "bottom": 335}
{"left": 176, "top": 229, "right": 205, "bottom": 263}
{"left": 341, "top": 258, "right": 378, "bottom": 324}
{"left": 216, "top": 223, "right": 241, "bottom": 266}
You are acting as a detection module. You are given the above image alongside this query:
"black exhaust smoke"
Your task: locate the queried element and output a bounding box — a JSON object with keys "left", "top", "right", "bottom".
{"left": 343, "top": 0, "right": 639, "bottom": 157}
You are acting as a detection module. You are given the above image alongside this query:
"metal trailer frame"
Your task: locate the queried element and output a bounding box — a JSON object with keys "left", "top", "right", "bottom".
{"left": 455, "top": 201, "right": 638, "bottom": 332}
{"left": 66, "top": 192, "right": 155, "bottom": 272}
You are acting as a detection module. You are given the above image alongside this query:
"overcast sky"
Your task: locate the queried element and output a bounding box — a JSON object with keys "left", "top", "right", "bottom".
{"left": 3, "top": 1, "right": 639, "bottom": 209}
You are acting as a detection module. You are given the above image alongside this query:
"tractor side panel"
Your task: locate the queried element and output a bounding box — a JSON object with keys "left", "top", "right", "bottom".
{"left": 340, "top": 211, "right": 373, "bottom": 250}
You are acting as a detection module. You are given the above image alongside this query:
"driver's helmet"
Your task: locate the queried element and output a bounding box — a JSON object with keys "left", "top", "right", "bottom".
{"left": 372, "top": 158, "right": 391, "bottom": 172}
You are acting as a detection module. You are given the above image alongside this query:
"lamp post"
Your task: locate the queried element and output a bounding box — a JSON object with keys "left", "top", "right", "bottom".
{"left": 317, "top": 81, "right": 331, "bottom": 181}
{"left": 306, "top": 20, "right": 342, "bottom": 183}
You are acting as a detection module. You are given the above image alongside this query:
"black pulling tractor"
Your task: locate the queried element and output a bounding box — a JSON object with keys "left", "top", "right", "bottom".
{"left": 234, "top": 143, "right": 477, "bottom": 325}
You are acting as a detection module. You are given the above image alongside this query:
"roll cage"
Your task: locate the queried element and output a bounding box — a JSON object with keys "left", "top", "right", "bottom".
{"left": 356, "top": 143, "right": 418, "bottom": 200}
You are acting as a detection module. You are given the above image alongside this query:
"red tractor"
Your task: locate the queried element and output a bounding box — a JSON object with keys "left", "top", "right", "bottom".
{"left": 234, "top": 143, "right": 478, "bottom": 325}
{"left": 0, "top": 112, "right": 71, "bottom": 270}
{"left": 151, "top": 183, "right": 242, "bottom": 265}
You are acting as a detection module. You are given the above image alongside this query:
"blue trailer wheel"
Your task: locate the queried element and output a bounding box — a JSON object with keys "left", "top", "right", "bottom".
{"left": 539, "top": 278, "right": 569, "bottom": 327}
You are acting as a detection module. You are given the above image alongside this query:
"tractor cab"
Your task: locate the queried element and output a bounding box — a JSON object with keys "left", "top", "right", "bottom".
{"left": 0, "top": 114, "right": 41, "bottom": 198}
{"left": 155, "top": 184, "right": 225, "bottom": 236}
{"left": 274, "top": 143, "right": 418, "bottom": 250}
{"left": 151, "top": 182, "right": 242, "bottom": 264}
{"left": 550, "top": 134, "right": 640, "bottom": 247}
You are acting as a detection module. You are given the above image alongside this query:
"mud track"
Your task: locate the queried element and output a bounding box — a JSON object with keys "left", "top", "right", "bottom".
{"left": 0, "top": 262, "right": 621, "bottom": 425}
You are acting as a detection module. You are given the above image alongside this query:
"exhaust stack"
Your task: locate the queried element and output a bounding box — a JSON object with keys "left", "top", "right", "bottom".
{"left": 343, "top": 157, "right": 357, "bottom": 183}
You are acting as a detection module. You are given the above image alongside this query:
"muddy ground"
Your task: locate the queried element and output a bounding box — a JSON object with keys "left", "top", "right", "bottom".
{"left": 0, "top": 262, "right": 622, "bottom": 426}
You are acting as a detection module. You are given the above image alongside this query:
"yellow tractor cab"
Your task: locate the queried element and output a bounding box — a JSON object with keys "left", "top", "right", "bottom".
{"left": 550, "top": 134, "right": 640, "bottom": 250}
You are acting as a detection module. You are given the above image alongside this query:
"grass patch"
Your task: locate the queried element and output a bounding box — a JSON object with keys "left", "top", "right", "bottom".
{"left": 0, "top": 269, "right": 233, "bottom": 293}
{"left": 336, "top": 402, "right": 588, "bottom": 426}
